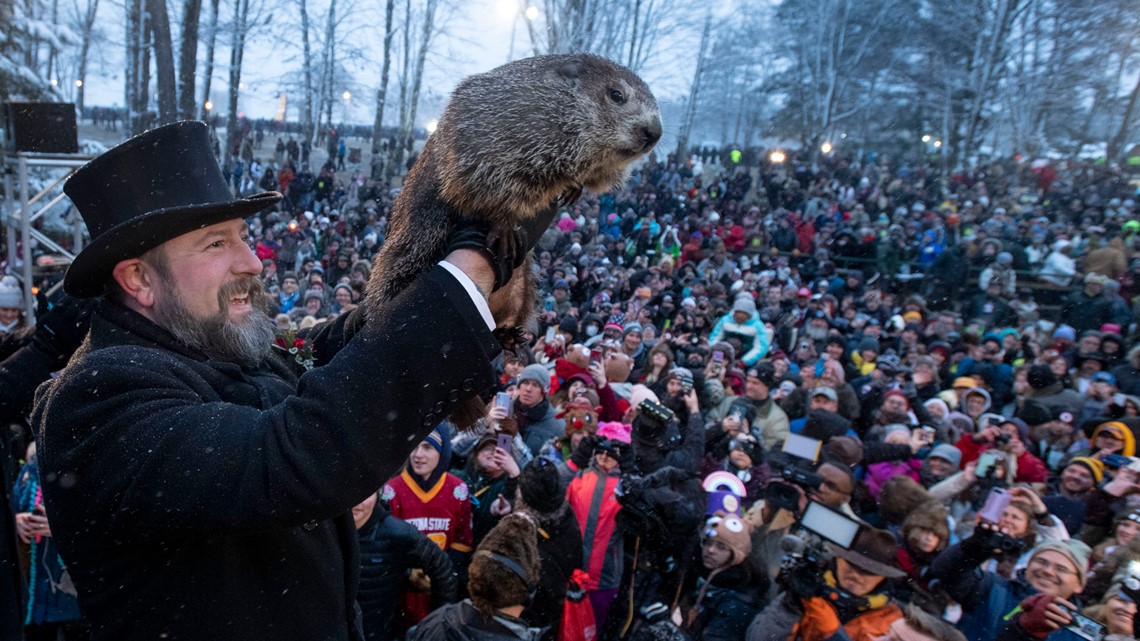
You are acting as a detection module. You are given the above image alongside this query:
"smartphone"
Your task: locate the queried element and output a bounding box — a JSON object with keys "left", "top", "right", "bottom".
{"left": 978, "top": 487, "right": 1012, "bottom": 524}
{"left": 1063, "top": 609, "right": 1107, "bottom": 641}
{"left": 545, "top": 326, "right": 556, "bottom": 342}
{"left": 975, "top": 450, "right": 1001, "bottom": 479}
{"left": 499, "top": 431, "right": 517, "bottom": 451}
{"left": 1102, "top": 454, "right": 1130, "bottom": 469}
{"left": 712, "top": 351, "right": 724, "bottom": 363}
{"left": 494, "top": 392, "right": 512, "bottom": 410}
{"left": 814, "top": 358, "right": 826, "bottom": 377}
{"left": 590, "top": 349, "right": 602, "bottom": 365}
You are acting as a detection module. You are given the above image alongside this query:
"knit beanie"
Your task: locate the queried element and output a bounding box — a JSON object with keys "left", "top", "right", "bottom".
{"left": 883, "top": 389, "right": 911, "bottom": 411}
{"left": 702, "top": 511, "right": 752, "bottom": 566}
{"left": 884, "top": 424, "right": 911, "bottom": 443}
{"left": 597, "top": 421, "right": 632, "bottom": 444}
{"left": 1027, "top": 364, "right": 1058, "bottom": 390}
{"left": 0, "top": 277, "right": 22, "bottom": 309}
{"left": 468, "top": 514, "right": 540, "bottom": 616}
{"left": 518, "top": 459, "right": 565, "bottom": 515}
{"left": 623, "top": 322, "right": 643, "bottom": 337}
{"left": 1067, "top": 457, "right": 1106, "bottom": 483}
{"left": 518, "top": 364, "right": 550, "bottom": 393}
{"left": 1028, "top": 539, "right": 1092, "bottom": 586}
{"left": 928, "top": 444, "right": 963, "bottom": 469}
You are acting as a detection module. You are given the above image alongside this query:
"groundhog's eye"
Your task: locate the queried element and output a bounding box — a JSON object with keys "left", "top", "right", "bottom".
{"left": 609, "top": 89, "right": 625, "bottom": 104}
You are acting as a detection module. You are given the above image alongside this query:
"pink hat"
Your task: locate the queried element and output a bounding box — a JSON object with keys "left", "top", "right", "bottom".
{"left": 596, "top": 421, "right": 632, "bottom": 444}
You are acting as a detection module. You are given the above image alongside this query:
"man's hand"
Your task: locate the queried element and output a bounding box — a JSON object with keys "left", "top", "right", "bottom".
{"left": 910, "top": 429, "right": 932, "bottom": 454}
{"left": 490, "top": 494, "right": 512, "bottom": 517}
{"left": 488, "top": 404, "right": 508, "bottom": 424}
{"left": 973, "top": 425, "right": 1001, "bottom": 443}
{"left": 1017, "top": 593, "right": 1075, "bottom": 638}
{"left": 1008, "top": 486, "right": 1047, "bottom": 516}
{"left": 684, "top": 388, "right": 700, "bottom": 414}
{"left": 15, "top": 509, "right": 50, "bottom": 543}
{"left": 1104, "top": 467, "right": 1140, "bottom": 497}
{"left": 963, "top": 460, "right": 978, "bottom": 484}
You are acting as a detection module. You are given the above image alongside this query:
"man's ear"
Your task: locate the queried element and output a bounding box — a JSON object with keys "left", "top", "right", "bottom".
{"left": 111, "top": 259, "right": 157, "bottom": 309}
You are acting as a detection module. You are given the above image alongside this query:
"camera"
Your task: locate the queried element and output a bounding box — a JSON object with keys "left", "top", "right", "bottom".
{"left": 638, "top": 399, "right": 675, "bottom": 426}
{"left": 974, "top": 527, "right": 1027, "bottom": 557}
{"left": 778, "top": 503, "right": 868, "bottom": 608}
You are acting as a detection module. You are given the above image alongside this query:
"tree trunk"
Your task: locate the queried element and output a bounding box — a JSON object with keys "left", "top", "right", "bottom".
{"left": 75, "top": 0, "right": 99, "bottom": 111}
{"left": 1107, "top": 72, "right": 1140, "bottom": 161}
{"left": 177, "top": 0, "right": 201, "bottom": 120}
{"left": 199, "top": 0, "right": 219, "bottom": 119}
{"left": 370, "top": 0, "right": 395, "bottom": 182}
{"left": 388, "top": 0, "right": 412, "bottom": 178}
{"left": 299, "top": 0, "right": 314, "bottom": 145}
{"left": 675, "top": 11, "right": 712, "bottom": 161}
{"left": 322, "top": 0, "right": 336, "bottom": 133}
{"left": 127, "top": 0, "right": 151, "bottom": 136}
{"left": 224, "top": 0, "right": 250, "bottom": 159}
{"left": 149, "top": 0, "right": 178, "bottom": 125}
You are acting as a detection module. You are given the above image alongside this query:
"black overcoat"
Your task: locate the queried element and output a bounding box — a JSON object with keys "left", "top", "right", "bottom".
{"left": 32, "top": 267, "right": 499, "bottom": 640}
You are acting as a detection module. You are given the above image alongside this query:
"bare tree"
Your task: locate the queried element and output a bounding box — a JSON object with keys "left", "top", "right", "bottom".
{"left": 369, "top": 0, "right": 395, "bottom": 181}
{"left": 388, "top": 0, "right": 442, "bottom": 178}
{"left": 148, "top": 0, "right": 178, "bottom": 125}
{"left": 298, "top": 0, "right": 315, "bottom": 143}
{"left": 223, "top": 0, "right": 252, "bottom": 156}
{"left": 199, "top": 0, "right": 220, "bottom": 119}
{"left": 72, "top": 0, "right": 100, "bottom": 111}
{"left": 674, "top": 9, "right": 711, "bottom": 161}
{"left": 178, "top": 0, "right": 202, "bottom": 120}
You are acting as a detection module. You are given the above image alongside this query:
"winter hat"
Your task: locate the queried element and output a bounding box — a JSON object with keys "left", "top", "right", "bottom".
{"left": 828, "top": 525, "right": 906, "bottom": 578}
{"left": 902, "top": 501, "right": 951, "bottom": 550}
{"left": 423, "top": 424, "right": 449, "bottom": 456}
{"left": 858, "top": 336, "right": 881, "bottom": 354}
{"left": 1027, "top": 539, "right": 1092, "bottom": 586}
{"left": 1066, "top": 457, "right": 1105, "bottom": 484}
{"left": 1027, "top": 364, "right": 1058, "bottom": 390}
{"left": 952, "top": 376, "right": 977, "bottom": 389}
{"left": 468, "top": 515, "right": 541, "bottom": 616}
{"left": 519, "top": 364, "right": 551, "bottom": 393}
{"left": 0, "top": 277, "right": 22, "bottom": 309}
{"left": 824, "top": 436, "right": 864, "bottom": 469}
{"left": 811, "top": 387, "right": 838, "bottom": 402}
{"left": 281, "top": 271, "right": 299, "bottom": 283}
{"left": 596, "top": 421, "right": 632, "bottom": 445}
{"left": 302, "top": 289, "right": 324, "bottom": 305}
{"left": 1000, "top": 417, "right": 1030, "bottom": 444}
{"left": 1053, "top": 325, "right": 1077, "bottom": 342}
{"left": 996, "top": 252, "right": 1013, "bottom": 265}
{"left": 1092, "top": 421, "right": 1137, "bottom": 456}
{"left": 924, "top": 397, "right": 950, "bottom": 418}
{"left": 702, "top": 511, "right": 752, "bottom": 566}
{"left": 884, "top": 424, "right": 912, "bottom": 443}
{"left": 746, "top": 362, "right": 778, "bottom": 388}
{"left": 623, "top": 322, "right": 643, "bottom": 337}
{"left": 928, "top": 444, "right": 963, "bottom": 469}
{"left": 518, "top": 459, "right": 565, "bottom": 515}
{"left": 629, "top": 385, "right": 659, "bottom": 411}
{"left": 732, "top": 295, "right": 757, "bottom": 315}
{"left": 883, "top": 389, "right": 911, "bottom": 410}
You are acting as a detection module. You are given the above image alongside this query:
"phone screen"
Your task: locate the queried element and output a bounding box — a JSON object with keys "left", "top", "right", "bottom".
{"left": 545, "top": 326, "right": 556, "bottom": 342}
{"left": 800, "top": 502, "right": 861, "bottom": 548}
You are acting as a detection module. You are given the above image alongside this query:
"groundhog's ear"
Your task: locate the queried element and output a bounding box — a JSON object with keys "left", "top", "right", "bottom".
{"left": 557, "top": 61, "right": 582, "bottom": 89}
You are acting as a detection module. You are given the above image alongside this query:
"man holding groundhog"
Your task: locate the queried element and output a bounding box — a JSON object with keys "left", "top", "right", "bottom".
{"left": 32, "top": 121, "right": 541, "bottom": 640}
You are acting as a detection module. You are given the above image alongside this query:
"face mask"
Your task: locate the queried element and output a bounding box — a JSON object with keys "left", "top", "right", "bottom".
{"left": 585, "top": 325, "right": 599, "bottom": 337}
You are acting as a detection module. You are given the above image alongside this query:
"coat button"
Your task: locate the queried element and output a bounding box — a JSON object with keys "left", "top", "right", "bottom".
{"left": 434, "top": 401, "right": 445, "bottom": 413}
{"left": 302, "top": 520, "right": 318, "bottom": 531}
{"left": 462, "top": 379, "right": 474, "bottom": 391}
{"left": 422, "top": 414, "right": 435, "bottom": 427}
{"left": 449, "top": 390, "right": 459, "bottom": 402}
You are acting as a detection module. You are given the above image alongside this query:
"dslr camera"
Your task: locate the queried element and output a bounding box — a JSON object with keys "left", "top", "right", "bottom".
{"left": 778, "top": 502, "right": 870, "bottom": 610}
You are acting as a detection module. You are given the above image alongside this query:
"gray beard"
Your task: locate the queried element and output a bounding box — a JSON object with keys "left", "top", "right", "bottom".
{"left": 153, "top": 276, "right": 275, "bottom": 368}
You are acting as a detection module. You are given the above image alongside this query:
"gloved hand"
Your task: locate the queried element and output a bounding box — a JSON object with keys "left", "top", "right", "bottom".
{"left": 797, "top": 596, "right": 841, "bottom": 641}
{"left": 446, "top": 221, "right": 527, "bottom": 292}
{"left": 33, "top": 291, "right": 97, "bottom": 360}
{"left": 1016, "top": 593, "right": 1074, "bottom": 639}
{"left": 569, "top": 435, "right": 601, "bottom": 470}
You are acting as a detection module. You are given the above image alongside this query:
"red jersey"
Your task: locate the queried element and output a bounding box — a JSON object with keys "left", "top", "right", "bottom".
{"left": 381, "top": 469, "right": 473, "bottom": 554}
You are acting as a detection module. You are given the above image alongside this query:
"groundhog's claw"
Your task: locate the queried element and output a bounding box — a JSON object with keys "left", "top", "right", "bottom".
{"left": 560, "top": 185, "right": 583, "bottom": 206}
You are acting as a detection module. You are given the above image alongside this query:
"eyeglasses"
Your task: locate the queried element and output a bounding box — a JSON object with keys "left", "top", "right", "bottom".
{"left": 1028, "top": 556, "right": 1078, "bottom": 578}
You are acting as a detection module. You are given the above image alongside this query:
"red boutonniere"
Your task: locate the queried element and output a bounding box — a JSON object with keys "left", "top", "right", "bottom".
{"left": 274, "top": 329, "right": 315, "bottom": 371}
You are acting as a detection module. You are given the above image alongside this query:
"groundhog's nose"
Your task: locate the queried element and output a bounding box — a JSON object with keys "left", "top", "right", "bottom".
{"left": 640, "top": 116, "right": 663, "bottom": 150}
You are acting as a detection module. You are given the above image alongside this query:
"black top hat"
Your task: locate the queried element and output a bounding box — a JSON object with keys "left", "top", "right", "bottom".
{"left": 63, "top": 121, "right": 281, "bottom": 297}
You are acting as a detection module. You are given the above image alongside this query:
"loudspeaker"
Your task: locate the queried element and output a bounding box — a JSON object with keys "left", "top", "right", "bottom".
{"left": 3, "top": 102, "right": 78, "bottom": 153}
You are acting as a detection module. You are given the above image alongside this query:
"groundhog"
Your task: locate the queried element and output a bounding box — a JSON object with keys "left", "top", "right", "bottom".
{"left": 365, "top": 53, "right": 661, "bottom": 427}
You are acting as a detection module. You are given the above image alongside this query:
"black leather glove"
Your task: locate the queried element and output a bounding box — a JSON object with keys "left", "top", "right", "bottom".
{"left": 570, "top": 434, "right": 601, "bottom": 470}
{"left": 33, "top": 291, "right": 97, "bottom": 360}
{"left": 446, "top": 221, "right": 526, "bottom": 292}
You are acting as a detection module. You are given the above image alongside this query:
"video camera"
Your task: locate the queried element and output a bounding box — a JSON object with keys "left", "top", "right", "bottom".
{"left": 765, "top": 434, "right": 824, "bottom": 513}
{"left": 778, "top": 502, "right": 870, "bottom": 609}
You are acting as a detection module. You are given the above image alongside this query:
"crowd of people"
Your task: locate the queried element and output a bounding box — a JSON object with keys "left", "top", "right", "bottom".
{"left": 7, "top": 134, "right": 1140, "bottom": 641}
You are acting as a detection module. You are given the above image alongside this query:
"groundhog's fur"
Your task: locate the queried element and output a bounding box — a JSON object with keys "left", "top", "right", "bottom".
{"left": 365, "top": 53, "right": 661, "bottom": 427}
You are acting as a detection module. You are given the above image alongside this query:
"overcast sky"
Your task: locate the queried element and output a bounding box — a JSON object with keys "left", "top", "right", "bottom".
{"left": 77, "top": 0, "right": 705, "bottom": 125}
